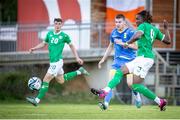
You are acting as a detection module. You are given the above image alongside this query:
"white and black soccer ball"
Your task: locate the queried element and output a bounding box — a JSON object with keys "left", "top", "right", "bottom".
{"left": 28, "top": 77, "right": 42, "bottom": 91}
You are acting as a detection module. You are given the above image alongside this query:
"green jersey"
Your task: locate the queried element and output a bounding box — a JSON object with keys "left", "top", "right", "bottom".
{"left": 137, "top": 22, "right": 165, "bottom": 59}
{"left": 44, "top": 31, "right": 71, "bottom": 63}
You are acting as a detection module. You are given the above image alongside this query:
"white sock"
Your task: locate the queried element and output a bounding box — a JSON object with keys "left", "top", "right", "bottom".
{"left": 76, "top": 70, "right": 81, "bottom": 75}
{"left": 133, "top": 92, "right": 141, "bottom": 102}
{"left": 154, "top": 97, "right": 161, "bottom": 105}
{"left": 35, "top": 98, "right": 40, "bottom": 103}
{"left": 103, "top": 87, "right": 111, "bottom": 93}
{"left": 104, "top": 102, "right": 109, "bottom": 107}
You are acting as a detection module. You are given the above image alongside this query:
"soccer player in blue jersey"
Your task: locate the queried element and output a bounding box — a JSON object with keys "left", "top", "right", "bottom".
{"left": 95, "top": 14, "right": 142, "bottom": 110}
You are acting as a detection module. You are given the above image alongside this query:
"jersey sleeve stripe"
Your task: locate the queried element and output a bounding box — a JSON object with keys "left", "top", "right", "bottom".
{"left": 161, "top": 34, "right": 165, "bottom": 41}
{"left": 43, "top": 41, "right": 48, "bottom": 44}
{"left": 138, "top": 30, "right": 144, "bottom": 34}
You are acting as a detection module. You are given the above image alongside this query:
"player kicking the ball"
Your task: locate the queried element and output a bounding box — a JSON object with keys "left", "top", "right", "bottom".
{"left": 26, "top": 18, "right": 89, "bottom": 106}
{"left": 93, "top": 14, "right": 142, "bottom": 110}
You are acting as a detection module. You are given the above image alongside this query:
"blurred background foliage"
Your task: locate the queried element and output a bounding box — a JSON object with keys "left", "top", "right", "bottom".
{"left": 0, "top": 0, "right": 17, "bottom": 24}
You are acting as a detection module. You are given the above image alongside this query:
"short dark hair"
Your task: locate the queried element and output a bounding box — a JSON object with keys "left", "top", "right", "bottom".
{"left": 137, "top": 10, "right": 152, "bottom": 23}
{"left": 54, "top": 18, "right": 62, "bottom": 23}
{"left": 115, "top": 14, "right": 125, "bottom": 20}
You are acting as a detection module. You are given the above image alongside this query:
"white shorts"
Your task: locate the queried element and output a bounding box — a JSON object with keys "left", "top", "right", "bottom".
{"left": 47, "top": 59, "right": 64, "bottom": 76}
{"left": 125, "top": 56, "right": 154, "bottom": 78}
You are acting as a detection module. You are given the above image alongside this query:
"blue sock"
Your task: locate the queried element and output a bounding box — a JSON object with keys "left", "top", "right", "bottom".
{"left": 104, "top": 90, "right": 113, "bottom": 104}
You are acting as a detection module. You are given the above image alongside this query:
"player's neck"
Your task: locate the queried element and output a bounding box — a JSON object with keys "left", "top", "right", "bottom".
{"left": 118, "top": 26, "right": 128, "bottom": 33}
{"left": 54, "top": 30, "right": 61, "bottom": 34}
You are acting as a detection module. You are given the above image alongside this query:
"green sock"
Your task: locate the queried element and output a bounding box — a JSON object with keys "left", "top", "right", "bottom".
{"left": 132, "top": 84, "right": 156, "bottom": 100}
{"left": 64, "top": 71, "right": 78, "bottom": 81}
{"left": 108, "top": 69, "right": 123, "bottom": 89}
{"left": 37, "top": 82, "right": 49, "bottom": 99}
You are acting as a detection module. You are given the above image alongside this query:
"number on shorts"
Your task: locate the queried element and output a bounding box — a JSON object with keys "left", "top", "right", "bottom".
{"left": 50, "top": 65, "right": 56, "bottom": 70}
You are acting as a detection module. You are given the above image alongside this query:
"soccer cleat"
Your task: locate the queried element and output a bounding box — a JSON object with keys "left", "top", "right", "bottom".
{"left": 135, "top": 100, "right": 142, "bottom": 108}
{"left": 91, "top": 88, "right": 100, "bottom": 95}
{"left": 26, "top": 97, "right": 38, "bottom": 106}
{"left": 98, "top": 102, "right": 108, "bottom": 110}
{"left": 78, "top": 67, "right": 90, "bottom": 76}
{"left": 132, "top": 91, "right": 142, "bottom": 108}
{"left": 90, "top": 88, "right": 108, "bottom": 99}
{"left": 159, "top": 99, "right": 167, "bottom": 111}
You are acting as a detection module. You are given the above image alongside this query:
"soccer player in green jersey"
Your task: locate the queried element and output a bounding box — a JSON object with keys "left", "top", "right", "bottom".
{"left": 26, "top": 18, "right": 89, "bottom": 106}
{"left": 91, "top": 10, "right": 171, "bottom": 111}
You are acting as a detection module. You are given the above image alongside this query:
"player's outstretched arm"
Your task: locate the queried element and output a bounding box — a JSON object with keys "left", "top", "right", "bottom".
{"left": 162, "top": 20, "right": 171, "bottom": 45}
{"left": 114, "top": 39, "right": 138, "bottom": 50}
{"left": 126, "top": 31, "right": 143, "bottom": 45}
{"left": 98, "top": 42, "right": 113, "bottom": 69}
{"left": 128, "top": 43, "right": 138, "bottom": 50}
{"left": 29, "top": 41, "right": 46, "bottom": 53}
{"left": 69, "top": 43, "right": 83, "bottom": 65}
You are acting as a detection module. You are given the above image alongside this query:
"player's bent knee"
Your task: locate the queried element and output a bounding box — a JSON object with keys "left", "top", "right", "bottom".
{"left": 43, "top": 73, "right": 54, "bottom": 82}
{"left": 126, "top": 74, "right": 133, "bottom": 88}
{"left": 55, "top": 76, "right": 65, "bottom": 84}
{"left": 57, "top": 79, "right": 64, "bottom": 84}
{"left": 59, "top": 80, "right": 64, "bottom": 84}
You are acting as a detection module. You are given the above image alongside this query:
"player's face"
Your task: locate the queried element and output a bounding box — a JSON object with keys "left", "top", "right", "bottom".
{"left": 54, "top": 21, "right": 62, "bottom": 32}
{"left": 136, "top": 14, "right": 144, "bottom": 26}
{"left": 115, "top": 18, "right": 125, "bottom": 30}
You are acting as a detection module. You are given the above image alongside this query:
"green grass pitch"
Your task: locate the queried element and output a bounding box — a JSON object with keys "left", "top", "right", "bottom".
{"left": 0, "top": 103, "right": 180, "bottom": 119}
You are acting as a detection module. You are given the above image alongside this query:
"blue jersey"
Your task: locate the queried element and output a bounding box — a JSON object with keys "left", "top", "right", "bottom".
{"left": 110, "top": 28, "right": 136, "bottom": 70}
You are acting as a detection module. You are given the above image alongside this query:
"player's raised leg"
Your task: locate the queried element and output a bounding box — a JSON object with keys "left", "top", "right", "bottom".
{"left": 64, "top": 67, "right": 89, "bottom": 81}
{"left": 91, "top": 68, "right": 125, "bottom": 99}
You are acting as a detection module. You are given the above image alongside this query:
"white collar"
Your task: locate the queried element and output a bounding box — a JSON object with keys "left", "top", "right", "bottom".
{"left": 54, "top": 31, "right": 61, "bottom": 35}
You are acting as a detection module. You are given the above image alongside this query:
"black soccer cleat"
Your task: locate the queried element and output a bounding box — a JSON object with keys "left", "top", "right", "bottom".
{"left": 98, "top": 102, "right": 108, "bottom": 110}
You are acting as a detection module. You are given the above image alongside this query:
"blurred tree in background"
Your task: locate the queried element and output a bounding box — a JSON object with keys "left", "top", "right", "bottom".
{"left": 0, "top": 0, "right": 17, "bottom": 24}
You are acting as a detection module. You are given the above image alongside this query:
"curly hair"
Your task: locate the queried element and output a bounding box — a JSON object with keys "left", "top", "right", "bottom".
{"left": 137, "top": 10, "right": 152, "bottom": 23}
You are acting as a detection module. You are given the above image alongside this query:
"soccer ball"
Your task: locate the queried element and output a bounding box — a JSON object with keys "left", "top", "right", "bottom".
{"left": 28, "top": 77, "right": 42, "bottom": 91}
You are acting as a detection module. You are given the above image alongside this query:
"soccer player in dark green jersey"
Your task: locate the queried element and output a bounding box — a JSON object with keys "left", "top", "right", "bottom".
{"left": 91, "top": 10, "right": 171, "bottom": 111}
{"left": 26, "top": 18, "right": 89, "bottom": 106}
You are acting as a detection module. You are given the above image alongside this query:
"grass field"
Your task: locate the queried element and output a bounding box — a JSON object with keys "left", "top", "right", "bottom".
{"left": 0, "top": 103, "right": 180, "bottom": 119}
